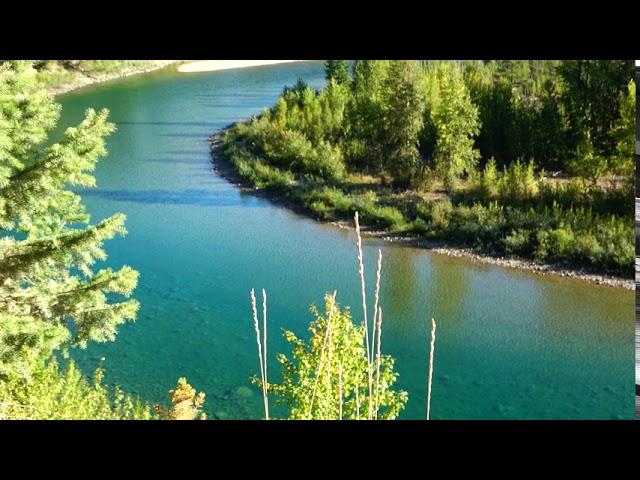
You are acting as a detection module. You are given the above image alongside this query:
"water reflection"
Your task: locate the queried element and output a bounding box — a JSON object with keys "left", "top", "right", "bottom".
{"left": 429, "top": 253, "right": 470, "bottom": 327}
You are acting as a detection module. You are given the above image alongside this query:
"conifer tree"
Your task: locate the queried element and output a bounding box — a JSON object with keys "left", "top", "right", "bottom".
{"left": 0, "top": 61, "right": 139, "bottom": 376}
{"left": 324, "top": 60, "right": 350, "bottom": 85}
{"left": 381, "top": 60, "right": 425, "bottom": 187}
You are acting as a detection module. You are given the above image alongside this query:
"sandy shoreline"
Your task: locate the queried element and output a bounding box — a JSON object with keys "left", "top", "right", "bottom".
{"left": 209, "top": 129, "right": 633, "bottom": 291}
{"left": 52, "top": 60, "right": 309, "bottom": 96}
{"left": 177, "top": 60, "right": 307, "bottom": 73}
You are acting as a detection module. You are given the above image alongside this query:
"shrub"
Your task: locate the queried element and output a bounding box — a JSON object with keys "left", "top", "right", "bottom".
{"left": 430, "top": 199, "right": 453, "bottom": 230}
{"left": 261, "top": 295, "right": 408, "bottom": 420}
{"left": 0, "top": 358, "right": 154, "bottom": 420}
{"left": 504, "top": 229, "right": 533, "bottom": 256}
{"left": 498, "top": 159, "right": 539, "bottom": 202}
{"left": 361, "top": 204, "right": 406, "bottom": 230}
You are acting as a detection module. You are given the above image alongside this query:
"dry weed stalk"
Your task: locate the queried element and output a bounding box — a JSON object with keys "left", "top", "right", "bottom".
{"left": 426, "top": 318, "right": 436, "bottom": 420}
{"left": 251, "top": 288, "right": 269, "bottom": 419}
{"left": 354, "top": 211, "right": 373, "bottom": 419}
{"left": 262, "top": 289, "right": 269, "bottom": 419}
{"left": 338, "top": 361, "right": 343, "bottom": 420}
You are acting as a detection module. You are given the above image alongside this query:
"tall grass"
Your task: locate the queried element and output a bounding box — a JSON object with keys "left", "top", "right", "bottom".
{"left": 354, "top": 211, "right": 374, "bottom": 419}
{"left": 426, "top": 318, "right": 437, "bottom": 420}
{"left": 250, "top": 288, "right": 269, "bottom": 420}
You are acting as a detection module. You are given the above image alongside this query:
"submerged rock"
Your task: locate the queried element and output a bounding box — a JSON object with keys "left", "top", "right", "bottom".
{"left": 234, "top": 386, "right": 253, "bottom": 399}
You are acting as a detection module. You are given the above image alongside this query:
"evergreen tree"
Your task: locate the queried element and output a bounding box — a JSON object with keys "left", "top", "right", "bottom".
{"left": 324, "top": 60, "right": 350, "bottom": 85}
{"left": 346, "top": 60, "right": 390, "bottom": 171}
{"left": 429, "top": 62, "right": 481, "bottom": 190}
{"left": 0, "top": 61, "right": 139, "bottom": 376}
{"left": 381, "top": 60, "right": 425, "bottom": 187}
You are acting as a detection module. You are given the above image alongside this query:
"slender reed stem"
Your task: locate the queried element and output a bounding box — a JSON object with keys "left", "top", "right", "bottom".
{"left": 426, "top": 318, "right": 436, "bottom": 421}
{"left": 262, "top": 289, "right": 269, "bottom": 420}
{"left": 251, "top": 289, "right": 268, "bottom": 420}
{"left": 354, "top": 211, "right": 373, "bottom": 420}
{"left": 308, "top": 291, "right": 337, "bottom": 418}
{"left": 338, "top": 361, "right": 343, "bottom": 420}
{"left": 355, "top": 376, "right": 360, "bottom": 420}
{"left": 374, "top": 306, "right": 383, "bottom": 419}
{"left": 371, "top": 249, "right": 382, "bottom": 364}
{"left": 371, "top": 249, "right": 382, "bottom": 419}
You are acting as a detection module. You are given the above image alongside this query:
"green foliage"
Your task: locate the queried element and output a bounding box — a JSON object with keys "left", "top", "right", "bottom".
{"left": 259, "top": 295, "right": 407, "bottom": 419}
{"left": 428, "top": 62, "right": 481, "bottom": 190}
{"left": 325, "top": 60, "right": 350, "bottom": 85}
{"left": 220, "top": 59, "right": 633, "bottom": 276}
{"left": 611, "top": 79, "right": 635, "bottom": 178}
{"left": 558, "top": 60, "right": 634, "bottom": 158}
{"left": 0, "top": 357, "right": 154, "bottom": 419}
{"left": 380, "top": 61, "right": 425, "bottom": 187}
{"left": 497, "top": 159, "right": 539, "bottom": 202}
{"left": 567, "top": 133, "right": 608, "bottom": 186}
{"left": 415, "top": 196, "right": 632, "bottom": 275}
{"left": 0, "top": 61, "right": 139, "bottom": 374}
{"left": 346, "top": 60, "right": 390, "bottom": 171}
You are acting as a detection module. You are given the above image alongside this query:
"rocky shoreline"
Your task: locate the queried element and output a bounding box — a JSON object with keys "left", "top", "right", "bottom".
{"left": 49, "top": 61, "right": 180, "bottom": 96}
{"left": 210, "top": 131, "right": 634, "bottom": 291}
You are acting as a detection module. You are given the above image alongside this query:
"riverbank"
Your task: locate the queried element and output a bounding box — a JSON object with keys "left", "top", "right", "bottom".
{"left": 177, "top": 60, "right": 307, "bottom": 73}
{"left": 46, "top": 61, "right": 179, "bottom": 96}
{"left": 210, "top": 129, "right": 633, "bottom": 290}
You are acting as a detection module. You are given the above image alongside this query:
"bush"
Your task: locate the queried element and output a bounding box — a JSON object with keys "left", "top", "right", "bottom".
{"left": 232, "top": 150, "right": 294, "bottom": 190}
{"left": 504, "top": 229, "right": 533, "bottom": 256}
{"left": 361, "top": 204, "right": 406, "bottom": 230}
{"left": 572, "top": 232, "right": 603, "bottom": 264}
{"left": 261, "top": 294, "right": 408, "bottom": 420}
{"left": 300, "top": 187, "right": 355, "bottom": 219}
{"left": 303, "top": 141, "right": 345, "bottom": 181}
{"left": 497, "top": 159, "right": 539, "bottom": 202}
{"left": 0, "top": 358, "right": 155, "bottom": 420}
{"left": 430, "top": 199, "right": 453, "bottom": 230}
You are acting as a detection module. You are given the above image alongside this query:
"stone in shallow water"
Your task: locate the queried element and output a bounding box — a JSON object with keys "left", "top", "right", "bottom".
{"left": 234, "top": 386, "right": 253, "bottom": 399}
{"left": 213, "top": 411, "right": 229, "bottom": 420}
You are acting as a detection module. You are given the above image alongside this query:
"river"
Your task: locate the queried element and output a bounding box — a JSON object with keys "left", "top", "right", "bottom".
{"left": 56, "top": 61, "right": 634, "bottom": 419}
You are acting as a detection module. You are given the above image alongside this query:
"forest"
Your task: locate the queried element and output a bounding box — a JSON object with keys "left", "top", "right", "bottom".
{"left": 219, "top": 60, "right": 635, "bottom": 276}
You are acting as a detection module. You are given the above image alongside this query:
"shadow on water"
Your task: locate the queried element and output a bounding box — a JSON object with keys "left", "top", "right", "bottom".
{"left": 430, "top": 253, "right": 470, "bottom": 329}
{"left": 141, "top": 157, "right": 208, "bottom": 165}
{"left": 115, "top": 121, "right": 219, "bottom": 128}
{"left": 201, "top": 104, "right": 265, "bottom": 109}
{"left": 80, "top": 189, "right": 267, "bottom": 207}
{"left": 165, "top": 150, "right": 210, "bottom": 156}
{"left": 159, "top": 133, "right": 212, "bottom": 139}
{"left": 193, "top": 93, "right": 275, "bottom": 100}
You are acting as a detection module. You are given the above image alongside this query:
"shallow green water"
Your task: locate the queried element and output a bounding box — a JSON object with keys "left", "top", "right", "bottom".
{"left": 57, "top": 62, "right": 634, "bottom": 419}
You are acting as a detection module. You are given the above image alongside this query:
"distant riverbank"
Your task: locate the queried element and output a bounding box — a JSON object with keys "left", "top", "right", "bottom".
{"left": 210, "top": 128, "right": 633, "bottom": 290}
{"left": 49, "top": 61, "right": 179, "bottom": 96}
{"left": 177, "top": 60, "right": 307, "bottom": 73}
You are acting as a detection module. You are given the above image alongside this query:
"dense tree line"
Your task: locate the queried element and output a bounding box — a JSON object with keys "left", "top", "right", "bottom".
{"left": 220, "top": 59, "right": 634, "bottom": 275}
